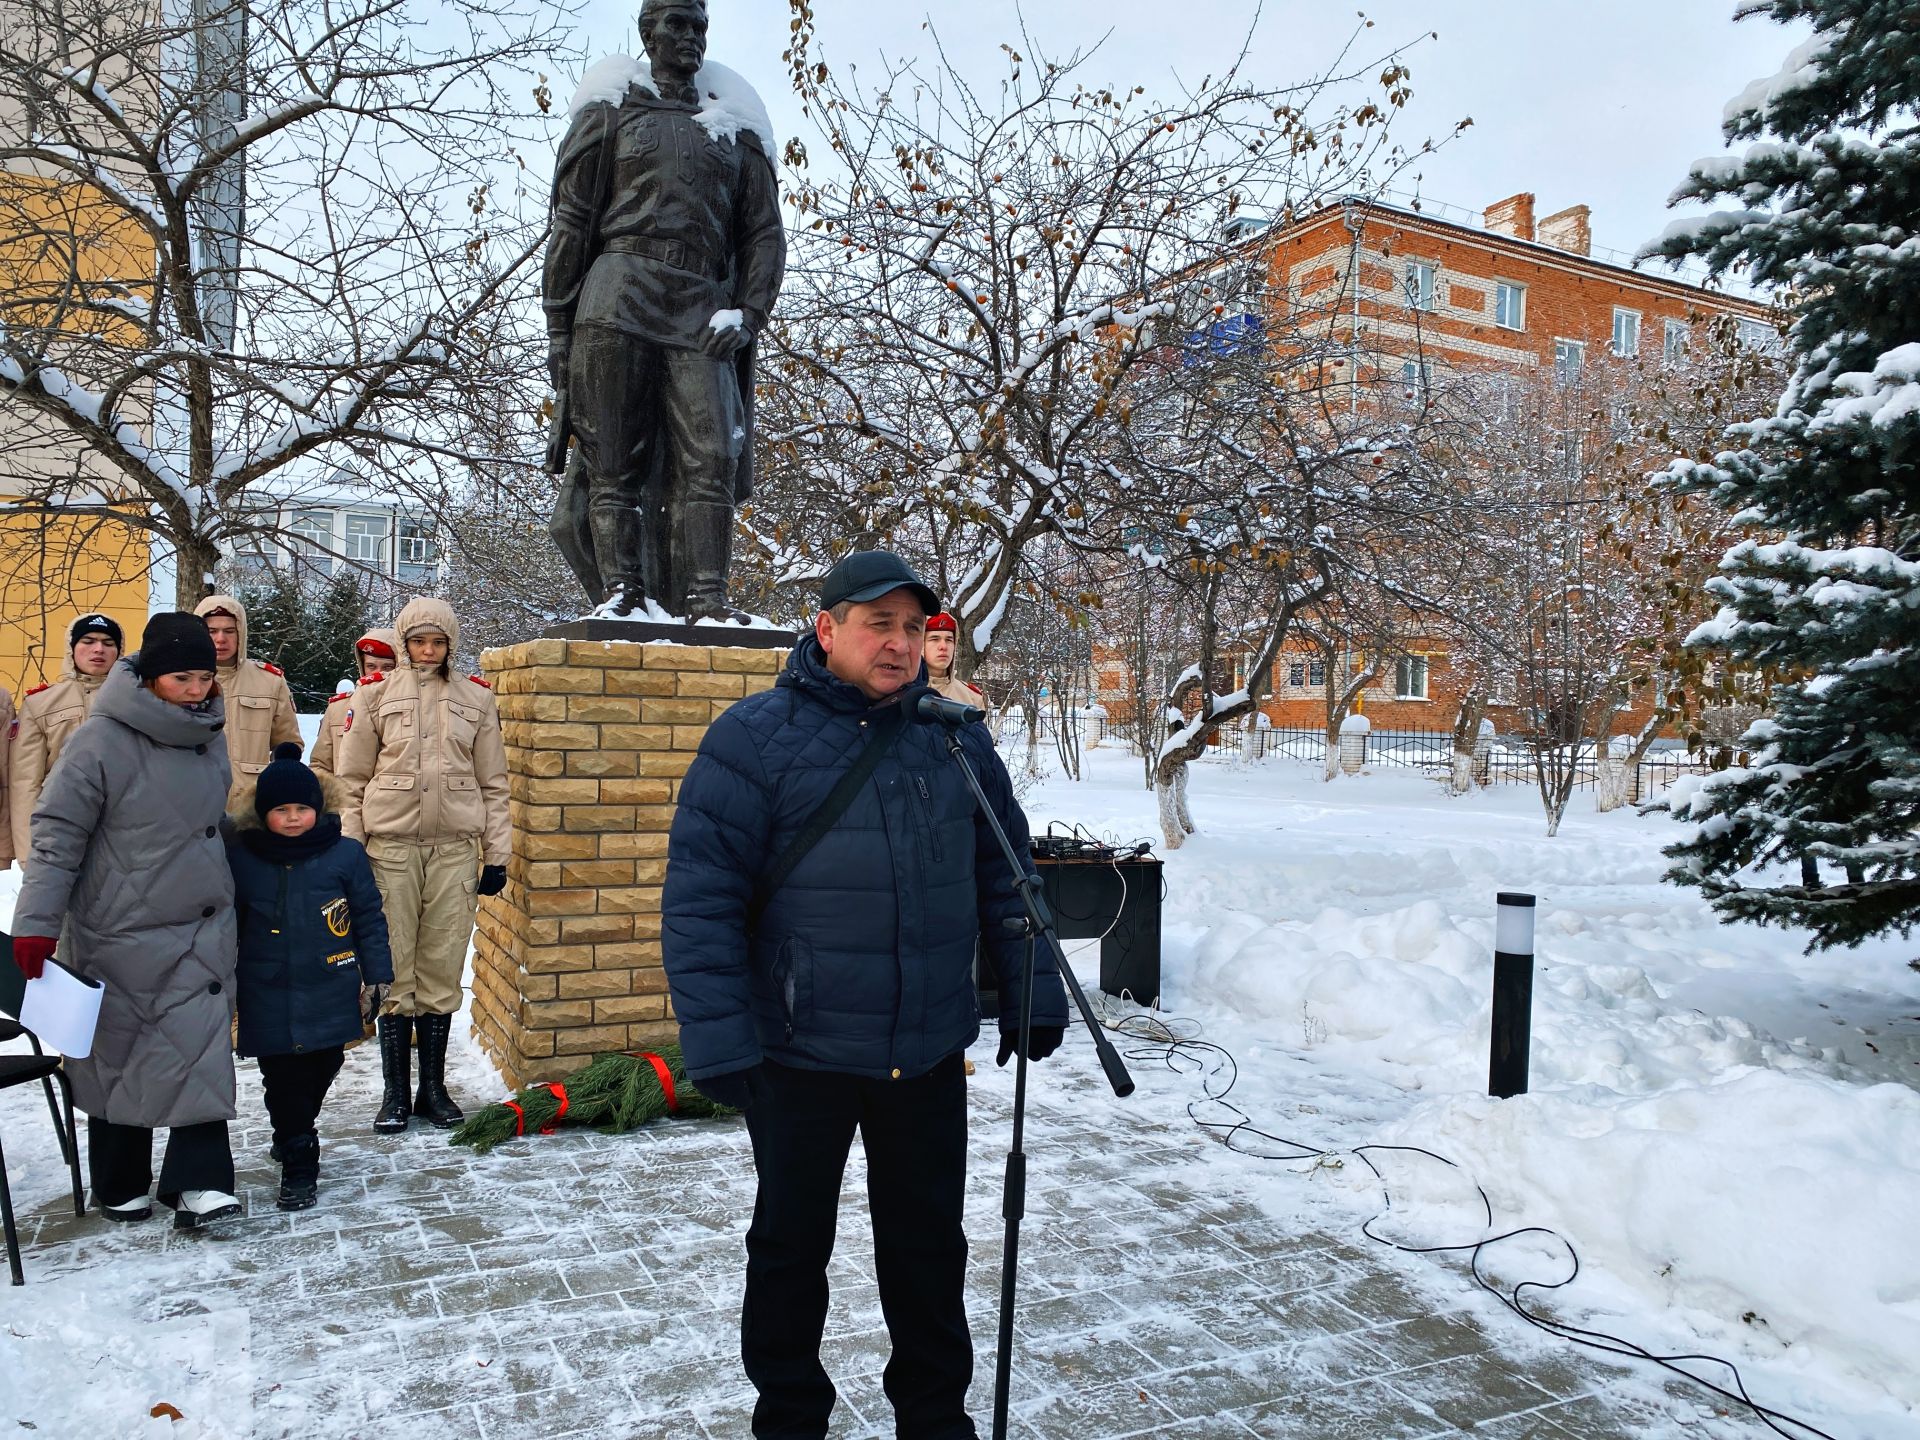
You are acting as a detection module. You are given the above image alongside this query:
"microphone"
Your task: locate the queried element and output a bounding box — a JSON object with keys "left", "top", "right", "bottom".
{"left": 913, "top": 691, "right": 986, "bottom": 727}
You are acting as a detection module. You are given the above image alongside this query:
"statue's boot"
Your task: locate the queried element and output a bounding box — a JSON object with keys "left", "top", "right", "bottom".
{"left": 590, "top": 502, "right": 649, "bottom": 617}
{"left": 683, "top": 502, "right": 748, "bottom": 623}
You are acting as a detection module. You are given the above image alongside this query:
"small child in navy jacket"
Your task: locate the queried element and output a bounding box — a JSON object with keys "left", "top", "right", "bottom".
{"left": 227, "top": 742, "right": 393, "bottom": 1210}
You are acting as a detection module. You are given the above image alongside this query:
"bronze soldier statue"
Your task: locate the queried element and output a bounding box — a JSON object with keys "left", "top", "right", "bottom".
{"left": 543, "top": 0, "right": 785, "bottom": 620}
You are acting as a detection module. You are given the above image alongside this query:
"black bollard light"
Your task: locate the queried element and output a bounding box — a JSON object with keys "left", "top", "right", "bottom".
{"left": 1489, "top": 892, "right": 1536, "bottom": 1098}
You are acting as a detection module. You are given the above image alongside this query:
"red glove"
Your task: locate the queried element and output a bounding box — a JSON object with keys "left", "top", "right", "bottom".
{"left": 13, "top": 935, "right": 57, "bottom": 981}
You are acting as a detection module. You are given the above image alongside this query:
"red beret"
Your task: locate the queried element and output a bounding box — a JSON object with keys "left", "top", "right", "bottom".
{"left": 355, "top": 636, "right": 396, "bottom": 660}
{"left": 926, "top": 612, "right": 958, "bottom": 634}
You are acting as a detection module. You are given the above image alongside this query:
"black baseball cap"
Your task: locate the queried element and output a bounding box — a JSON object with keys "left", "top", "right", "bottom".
{"left": 818, "top": 551, "right": 939, "bottom": 615}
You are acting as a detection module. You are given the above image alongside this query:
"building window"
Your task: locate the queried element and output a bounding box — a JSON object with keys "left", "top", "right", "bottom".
{"left": 1737, "top": 317, "right": 1778, "bottom": 351}
{"left": 1553, "top": 339, "right": 1585, "bottom": 384}
{"left": 396, "top": 517, "right": 441, "bottom": 586}
{"left": 1487, "top": 669, "right": 1518, "bottom": 706}
{"left": 1494, "top": 281, "right": 1526, "bottom": 330}
{"left": 1611, "top": 308, "right": 1641, "bottom": 358}
{"left": 287, "top": 510, "right": 336, "bottom": 573}
{"left": 1403, "top": 260, "right": 1436, "bottom": 312}
{"left": 1664, "top": 318, "right": 1690, "bottom": 364}
{"left": 1396, "top": 655, "right": 1429, "bottom": 701}
{"left": 1287, "top": 658, "right": 1327, "bottom": 689}
{"left": 1399, "top": 359, "right": 1432, "bottom": 397}
{"left": 344, "top": 511, "right": 390, "bottom": 567}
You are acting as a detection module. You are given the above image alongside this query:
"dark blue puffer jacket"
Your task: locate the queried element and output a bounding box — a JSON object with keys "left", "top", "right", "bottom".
{"left": 663, "top": 636, "right": 1068, "bottom": 1083}
{"left": 225, "top": 814, "right": 394, "bottom": 1057}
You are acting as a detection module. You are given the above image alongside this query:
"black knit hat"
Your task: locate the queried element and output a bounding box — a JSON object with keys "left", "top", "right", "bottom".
{"left": 69, "top": 612, "right": 123, "bottom": 652}
{"left": 255, "top": 741, "right": 323, "bottom": 820}
{"left": 133, "top": 612, "right": 217, "bottom": 680}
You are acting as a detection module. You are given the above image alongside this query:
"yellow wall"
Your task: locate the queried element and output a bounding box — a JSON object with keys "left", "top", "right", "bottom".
{"left": 1, "top": 162, "right": 158, "bottom": 698}
{"left": 0, "top": 505, "right": 149, "bottom": 696}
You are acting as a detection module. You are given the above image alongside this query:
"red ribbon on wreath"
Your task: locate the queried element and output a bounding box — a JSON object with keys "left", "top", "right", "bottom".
{"left": 539, "top": 1083, "right": 570, "bottom": 1135}
{"left": 627, "top": 1050, "right": 678, "bottom": 1113}
{"left": 505, "top": 1100, "right": 525, "bottom": 1136}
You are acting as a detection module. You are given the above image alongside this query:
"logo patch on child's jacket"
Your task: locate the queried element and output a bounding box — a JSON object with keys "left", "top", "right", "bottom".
{"left": 323, "top": 898, "right": 352, "bottom": 938}
{"left": 326, "top": 950, "right": 357, "bottom": 966}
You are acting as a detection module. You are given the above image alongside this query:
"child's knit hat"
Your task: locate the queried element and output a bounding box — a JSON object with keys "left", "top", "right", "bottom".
{"left": 255, "top": 741, "right": 323, "bottom": 820}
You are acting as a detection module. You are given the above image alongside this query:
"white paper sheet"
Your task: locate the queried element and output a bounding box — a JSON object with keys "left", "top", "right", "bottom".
{"left": 17, "top": 959, "right": 103, "bottom": 1058}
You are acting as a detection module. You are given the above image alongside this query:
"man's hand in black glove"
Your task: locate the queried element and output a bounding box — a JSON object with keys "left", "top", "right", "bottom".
{"left": 477, "top": 864, "right": 507, "bottom": 897}
{"left": 695, "top": 1064, "right": 765, "bottom": 1112}
{"left": 996, "top": 1026, "right": 1066, "bottom": 1067}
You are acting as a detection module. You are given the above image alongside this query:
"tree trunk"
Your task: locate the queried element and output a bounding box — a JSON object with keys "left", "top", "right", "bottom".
{"left": 1155, "top": 760, "right": 1195, "bottom": 849}
{"left": 173, "top": 535, "right": 221, "bottom": 610}
{"left": 1448, "top": 694, "right": 1486, "bottom": 796}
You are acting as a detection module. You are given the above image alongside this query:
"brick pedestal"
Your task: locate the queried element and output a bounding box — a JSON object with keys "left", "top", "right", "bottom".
{"left": 471, "top": 637, "right": 783, "bottom": 1089}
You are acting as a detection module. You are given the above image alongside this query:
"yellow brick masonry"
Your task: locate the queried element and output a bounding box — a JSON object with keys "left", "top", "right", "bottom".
{"left": 472, "top": 637, "right": 784, "bottom": 1089}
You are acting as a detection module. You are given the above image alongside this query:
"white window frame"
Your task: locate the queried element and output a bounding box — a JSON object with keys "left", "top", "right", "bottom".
{"left": 1493, "top": 281, "right": 1526, "bottom": 331}
{"left": 286, "top": 509, "right": 337, "bottom": 572}
{"left": 1395, "top": 655, "right": 1430, "bottom": 701}
{"left": 1737, "top": 317, "right": 1777, "bottom": 351}
{"left": 344, "top": 510, "right": 390, "bottom": 567}
{"left": 1399, "top": 359, "right": 1433, "bottom": 396}
{"left": 1553, "top": 338, "right": 1585, "bottom": 384}
{"left": 1663, "top": 318, "right": 1690, "bottom": 365}
{"left": 396, "top": 516, "right": 441, "bottom": 584}
{"left": 1611, "top": 308, "right": 1641, "bottom": 358}
{"left": 1403, "top": 260, "right": 1436, "bottom": 312}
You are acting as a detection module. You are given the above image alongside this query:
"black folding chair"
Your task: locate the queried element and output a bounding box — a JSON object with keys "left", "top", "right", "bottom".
{"left": 0, "top": 1017, "right": 87, "bottom": 1285}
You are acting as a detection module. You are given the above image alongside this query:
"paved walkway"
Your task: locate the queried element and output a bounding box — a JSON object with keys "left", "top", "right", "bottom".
{"left": 6, "top": 1022, "right": 1778, "bottom": 1440}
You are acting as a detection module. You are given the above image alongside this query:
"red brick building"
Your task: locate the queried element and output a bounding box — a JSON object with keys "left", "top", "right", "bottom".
{"left": 1096, "top": 192, "right": 1773, "bottom": 737}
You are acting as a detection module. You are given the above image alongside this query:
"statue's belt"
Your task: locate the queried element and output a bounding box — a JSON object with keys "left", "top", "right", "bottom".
{"left": 602, "top": 233, "right": 723, "bottom": 280}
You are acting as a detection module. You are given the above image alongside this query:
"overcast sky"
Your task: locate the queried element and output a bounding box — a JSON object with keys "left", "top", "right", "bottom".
{"left": 566, "top": 0, "right": 1809, "bottom": 261}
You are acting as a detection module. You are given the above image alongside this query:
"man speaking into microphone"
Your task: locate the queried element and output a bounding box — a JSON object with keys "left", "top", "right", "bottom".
{"left": 663, "top": 548, "right": 1068, "bottom": 1440}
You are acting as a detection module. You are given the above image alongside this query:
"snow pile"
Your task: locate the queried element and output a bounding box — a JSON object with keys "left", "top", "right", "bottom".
{"left": 1023, "top": 752, "right": 1920, "bottom": 1429}
{"left": 567, "top": 54, "right": 776, "bottom": 153}
{"left": 1376, "top": 1071, "right": 1920, "bottom": 1408}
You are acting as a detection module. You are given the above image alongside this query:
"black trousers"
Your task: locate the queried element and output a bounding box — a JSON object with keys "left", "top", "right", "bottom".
{"left": 256, "top": 1048, "right": 345, "bottom": 1145}
{"left": 87, "top": 1116, "right": 234, "bottom": 1208}
{"left": 742, "top": 1054, "right": 975, "bottom": 1440}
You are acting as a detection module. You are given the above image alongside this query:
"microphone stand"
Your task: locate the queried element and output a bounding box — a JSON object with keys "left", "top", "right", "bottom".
{"left": 936, "top": 722, "right": 1134, "bottom": 1440}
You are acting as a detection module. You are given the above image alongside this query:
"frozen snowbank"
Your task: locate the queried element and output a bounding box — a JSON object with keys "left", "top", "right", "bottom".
{"left": 1026, "top": 750, "right": 1920, "bottom": 1428}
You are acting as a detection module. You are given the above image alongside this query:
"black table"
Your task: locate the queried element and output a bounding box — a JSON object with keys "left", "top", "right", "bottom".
{"left": 977, "top": 853, "right": 1164, "bottom": 1009}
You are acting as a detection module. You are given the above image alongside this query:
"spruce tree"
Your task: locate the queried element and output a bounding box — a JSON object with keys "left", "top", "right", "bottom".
{"left": 1650, "top": 0, "right": 1920, "bottom": 951}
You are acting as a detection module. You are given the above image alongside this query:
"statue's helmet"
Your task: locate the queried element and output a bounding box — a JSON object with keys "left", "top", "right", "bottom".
{"left": 639, "top": 0, "right": 707, "bottom": 27}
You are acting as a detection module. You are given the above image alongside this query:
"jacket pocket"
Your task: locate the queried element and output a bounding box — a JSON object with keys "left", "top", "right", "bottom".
{"left": 771, "top": 934, "right": 813, "bottom": 1038}
{"left": 910, "top": 772, "right": 944, "bottom": 862}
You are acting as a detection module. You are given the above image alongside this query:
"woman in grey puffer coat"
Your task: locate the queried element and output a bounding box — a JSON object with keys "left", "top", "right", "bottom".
{"left": 10, "top": 613, "right": 243, "bottom": 1230}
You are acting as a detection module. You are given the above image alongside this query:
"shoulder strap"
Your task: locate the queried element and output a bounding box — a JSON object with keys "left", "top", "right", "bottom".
{"left": 749, "top": 703, "right": 908, "bottom": 927}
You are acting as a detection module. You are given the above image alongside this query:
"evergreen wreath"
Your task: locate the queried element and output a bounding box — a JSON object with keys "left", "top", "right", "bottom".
{"left": 449, "top": 1045, "right": 735, "bottom": 1154}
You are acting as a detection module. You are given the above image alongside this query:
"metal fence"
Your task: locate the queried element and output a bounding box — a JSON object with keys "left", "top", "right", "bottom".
{"left": 1188, "top": 724, "right": 1711, "bottom": 800}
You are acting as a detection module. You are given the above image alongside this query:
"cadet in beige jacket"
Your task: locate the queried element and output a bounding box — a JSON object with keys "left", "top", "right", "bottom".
{"left": 923, "top": 612, "right": 987, "bottom": 709}
{"left": 338, "top": 597, "right": 508, "bottom": 1132}
{"left": 193, "top": 595, "right": 303, "bottom": 803}
{"left": 309, "top": 628, "right": 398, "bottom": 777}
{"left": 10, "top": 613, "right": 123, "bottom": 862}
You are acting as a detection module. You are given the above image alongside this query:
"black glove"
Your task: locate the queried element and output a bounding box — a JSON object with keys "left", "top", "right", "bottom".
{"left": 477, "top": 864, "right": 507, "bottom": 897}
{"left": 996, "top": 1026, "right": 1066, "bottom": 1067}
{"left": 694, "top": 1064, "right": 765, "bottom": 1112}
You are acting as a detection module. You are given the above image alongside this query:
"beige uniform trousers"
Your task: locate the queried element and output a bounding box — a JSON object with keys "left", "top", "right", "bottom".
{"left": 365, "top": 835, "right": 480, "bottom": 1016}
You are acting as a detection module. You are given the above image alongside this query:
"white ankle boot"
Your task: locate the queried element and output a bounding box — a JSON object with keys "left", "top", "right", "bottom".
{"left": 101, "top": 1195, "right": 153, "bottom": 1223}
{"left": 172, "top": 1189, "right": 242, "bottom": 1230}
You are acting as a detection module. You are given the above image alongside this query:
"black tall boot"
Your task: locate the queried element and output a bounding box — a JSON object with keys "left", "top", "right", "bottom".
{"left": 412, "top": 1013, "right": 465, "bottom": 1129}
{"left": 277, "top": 1132, "right": 319, "bottom": 1211}
{"left": 590, "top": 501, "right": 648, "bottom": 617}
{"left": 373, "top": 1015, "right": 412, "bottom": 1133}
{"left": 682, "top": 501, "right": 747, "bottom": 622}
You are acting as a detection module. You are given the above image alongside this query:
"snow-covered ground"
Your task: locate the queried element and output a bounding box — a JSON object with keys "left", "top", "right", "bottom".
{"left": 2, "top": 740, "right": 1915, "bottom": 1438}
{"left": 1018, "top": 745, "right": 1920, "bottom": 1438}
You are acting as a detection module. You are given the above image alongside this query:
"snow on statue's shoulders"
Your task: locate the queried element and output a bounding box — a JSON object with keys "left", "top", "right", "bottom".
{"left": 568, "top": 54, "right": 776, "bottom": 154}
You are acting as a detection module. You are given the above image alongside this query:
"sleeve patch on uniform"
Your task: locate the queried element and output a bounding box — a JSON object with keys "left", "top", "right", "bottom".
{"left": 468, "top": 673, "right": 492, "bottom": 688}
{"left": 257, "top": 660, "right": 285, "bottom": 676}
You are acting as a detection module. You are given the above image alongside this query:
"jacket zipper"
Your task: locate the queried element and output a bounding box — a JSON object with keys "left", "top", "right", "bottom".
{"left": 914, "top": 773, "right": 943, "bottom": 861}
